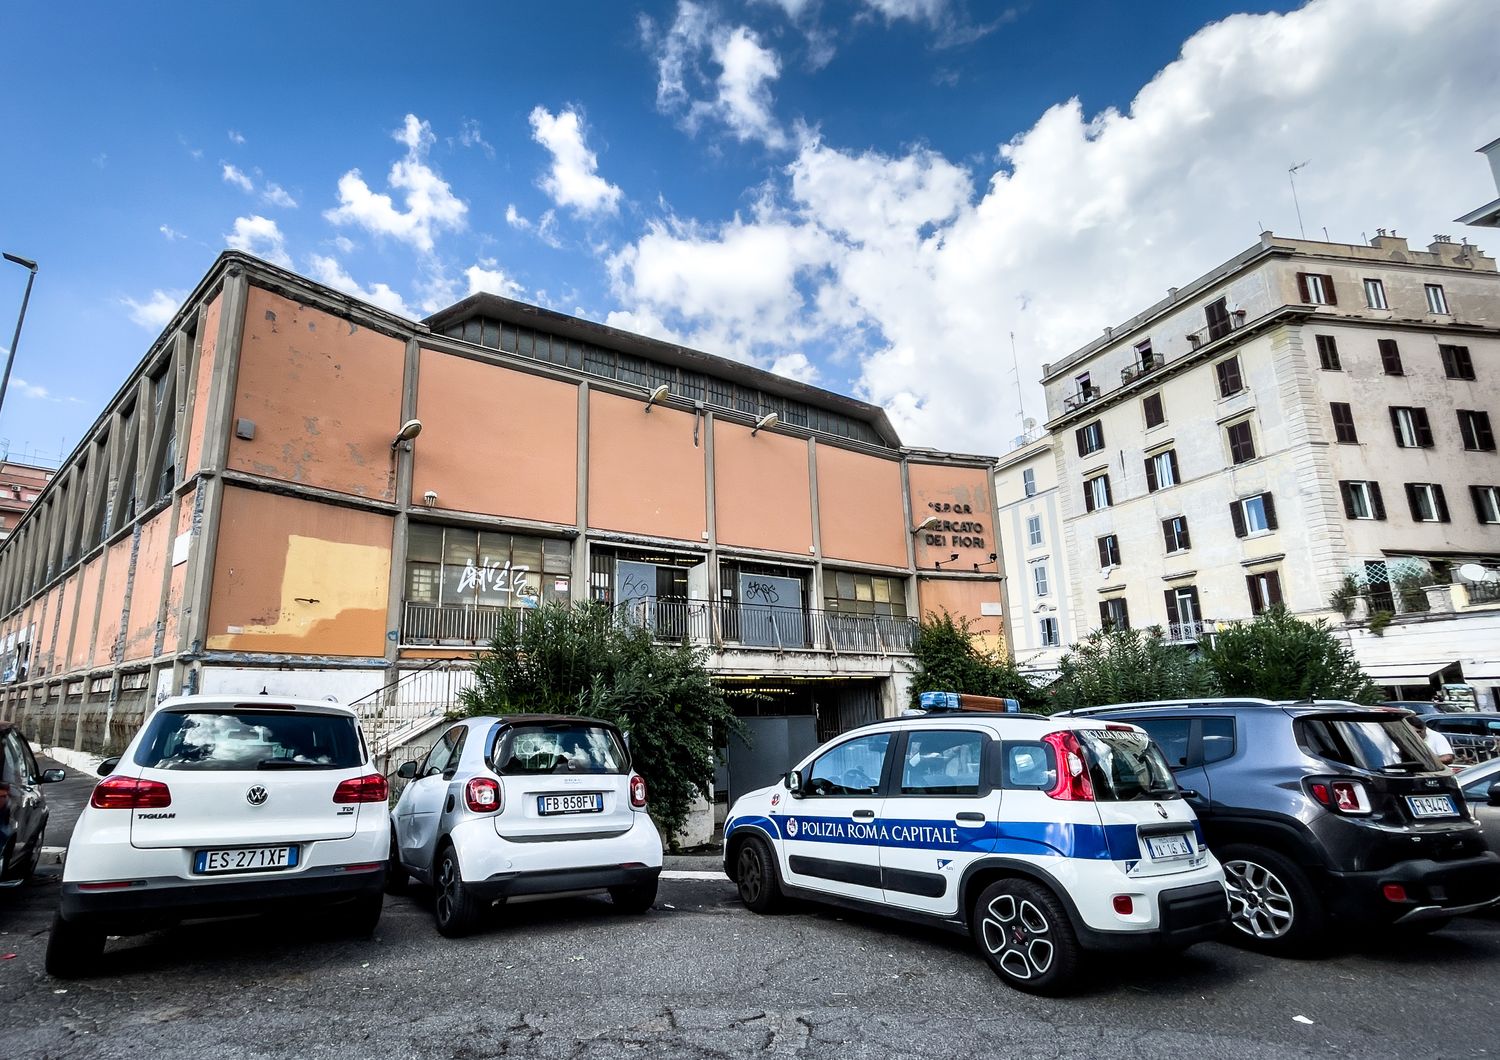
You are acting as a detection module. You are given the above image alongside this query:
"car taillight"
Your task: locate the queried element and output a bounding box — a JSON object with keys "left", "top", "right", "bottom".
{"left": 1042, "top": 732, "right": 1094, "bottom": 801}
{"left": 1306, "top": 777, "right": 1370, "bottom": 815}
{"left": 90, "top": 776, "right": 172, "bottom": 809}
{"left": 332, "top": 774, "right": 390, "bottom": 804}
{"left": 465, "top": 777, "right": 502, "bottom": 813}
{"left": 1112, "top": 894, "right": 1134, "bottom": 915}
{"left": 630, "top": 774, "right": 647, "bottom": 808}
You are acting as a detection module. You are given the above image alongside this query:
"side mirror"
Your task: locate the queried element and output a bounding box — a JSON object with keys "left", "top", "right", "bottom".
{"left": 98, "top": 756, "right": 120, "bottom": 777}
{"left": 786, "top": 769, "right": 803, "bottom": 796}
{"left": 396, "top": 761, "right": 418, "bottom": 780}
{"left": 1488, "top": 781, "right": 1500, "bottom": 808}
{"left": 1178, "top": 788, "right": 1202, "bottom": 802}
{"left": 40, "top": 768, "right": 66, "bottom": 784}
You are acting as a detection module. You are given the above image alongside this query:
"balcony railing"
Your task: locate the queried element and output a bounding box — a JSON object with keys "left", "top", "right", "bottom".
{"left": 1063, "top": 385, "right": 1101, "bottom": 412}
{"left": 401, "top": 601, "right": 532, "bottom": 646}
{"left": 1119, "top": 356, "right": 1161, "bottom": 384}
{"left": 622, "top": 598, "right": 918, "bottom": 655}
{"left": 1165, "top": 620, "right": 1208, "bottom": 644}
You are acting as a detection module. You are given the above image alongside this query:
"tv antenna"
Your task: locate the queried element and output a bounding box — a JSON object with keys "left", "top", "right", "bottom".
{"left": 1288, "top": 161, "right": 1310, "bottom": 239}
{"left": 1008, "top": 331, "right": 1027, "bottom": 435}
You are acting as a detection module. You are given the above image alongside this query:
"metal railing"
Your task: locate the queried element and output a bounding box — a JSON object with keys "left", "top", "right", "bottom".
{"left": 1063, "top": 385, "right": 1101, "bottom": 411}
{"left": 1466, "top": 581, "right": 1500, "bottom": 605}
{"left": 1119, "top": 356, "right": 1162, "bottom": 384}
{"left": 401, "top": 601, "right": 533, "bottom": 646}
{"left": 620, "top": 598, "right": 918, "bottom": 655}
{"left": 1165, "top": 620, "right": 1208, "bottom": 644}
{"left": 1448, "top": 734, "right": 1500, "bottom": 768}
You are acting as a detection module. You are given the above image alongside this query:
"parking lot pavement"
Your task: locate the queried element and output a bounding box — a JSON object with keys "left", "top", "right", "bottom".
{"left": 3, "top": 842, "right": 1499, "bottom": 1060}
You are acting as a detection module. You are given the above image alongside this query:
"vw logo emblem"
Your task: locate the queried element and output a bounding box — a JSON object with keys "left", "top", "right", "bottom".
{"left": 246, "top": 785, "right": 269, "bottom": 807}
{"left": 786, "top": 817, "right": 798, "bottom": 837}
{"left": 1155, "top": 803, "right": 1168, "bottom": 819}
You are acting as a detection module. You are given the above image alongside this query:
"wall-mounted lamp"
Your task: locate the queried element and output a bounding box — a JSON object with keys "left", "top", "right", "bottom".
{"left": 422, "top": 489, "right": 438, "bottom": 509}
{"left": 933, "top": 552, "right": 960, "bottom": 569}
{"left": 972, "top": 551, "right": 999, "bottom": 572}
{"left": 644, "top": 383, "right": 671, "bottom": 412}
{"left": 910, "top": 515, "right": 940, "bottom": 534}
{"left": 391, "top": 418, "right": 423, "bottom": 451}
{"left": 751, "top": 412, "right": 779, "bottom": 436}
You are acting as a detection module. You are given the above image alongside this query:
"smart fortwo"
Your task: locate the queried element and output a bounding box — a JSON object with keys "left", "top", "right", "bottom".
{"left": 723, "top": 700, "right": 1229, "bottom": 994}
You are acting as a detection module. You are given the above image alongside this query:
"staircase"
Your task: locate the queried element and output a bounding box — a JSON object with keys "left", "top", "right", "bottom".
{"left": 351, "top": 662, "right": 478, "bottom": 771}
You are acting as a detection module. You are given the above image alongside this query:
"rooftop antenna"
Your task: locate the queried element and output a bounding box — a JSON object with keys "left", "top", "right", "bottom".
{"left": 1288, "top": 161, "right": 1310, "bottom": 239}
{"left": 1008, "top": 331, "right": 1027, "bottom": 435}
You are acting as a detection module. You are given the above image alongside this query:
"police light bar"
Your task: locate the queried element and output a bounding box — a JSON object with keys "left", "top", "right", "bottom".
{"left": 919, "top": 691, "right": 1021, "bottom": 713}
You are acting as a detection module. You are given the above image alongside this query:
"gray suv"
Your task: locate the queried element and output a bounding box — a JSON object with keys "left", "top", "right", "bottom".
{"left": 1066, "top": 699, "right": 1500, "bottom": 953}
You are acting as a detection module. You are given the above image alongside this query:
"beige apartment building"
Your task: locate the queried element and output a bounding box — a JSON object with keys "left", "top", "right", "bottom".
{"left": 1039, "top": 230, "right": 1500, "bottom": 705}
{"left": 994, "top": 432, "right": 1072, "bottom": 678}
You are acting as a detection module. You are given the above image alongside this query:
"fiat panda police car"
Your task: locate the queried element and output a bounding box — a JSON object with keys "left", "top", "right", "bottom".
{"left": 723, "top": 698, "right": 1229, "bottom": 994}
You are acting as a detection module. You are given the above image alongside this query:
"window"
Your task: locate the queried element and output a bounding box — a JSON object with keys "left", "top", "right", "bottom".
{"left": 1032, "top": 563, "right": 1050, "bottom": 597}
{"left": 1204, "top": 296, "right": 1231, "bottom": 341}
{"left": 1441, "top": 344, "right": 1476, "bottom": 381}
{"left": 1297, "top": 272, "right": 1337, "bottom": 305}
{"left": 1378, "top": 339, "right": 1404, "bottom": 375}
{"left": 1099, "top": 597, "right": 1130, "bottom": 631}
{"left": 1230, "top": 492, "right": 1278, "bottom": 537}
{"left": 1026, "top": 514, "right": 1043, "bottom": 546}
{"left": 1134, "top": 338, "right": 1157, "bottom": 369}
{"left": 1389, "top": 406, "right": 1433, "bottom": 448}
{"left": 1330, "top": 402, "right": 1358, "bottom": 443}
{"left": 1143, "top": 392, "right": 1165, "bottom": 428}
{"left": 1162, "top": 515, "right": 1191, "bottom": 553}
{"left": 823, "top": 570, "right": 907, "bottom": 618}
{"left": 1097, "top": 534, "right": 1121, "bottom": 568}
{"left": 406, "top": 525, "right": 571, "bottom": 612}
{"left": 1315, "top": 334, "right": 1342, "bottom": 370}
{"left": 1003, "top": 742, "right": 1057, "bottom": 790}
{"left": 1134, "top": 718, "right": 1191, "bottom": 768}
{"left": 1215, "top": 356, "right": 1244, "bottom": 397}
{"left": 805, "top": 733, "right": 891, "bottom": 797}
{"left": 1471, "top": 486, "right": 1500, "bottom": 525}
{"left": 1362, "top": 278, "right": 1388, "bottom": 310}
{"left": 1145, "top": 448, "right": 1179, "bottom": 492}
{"left": 1246, "top": 571, "right": 1284, "bottom": 615}
{"left": 1038, "top": 617, "right": 1060, "bottom": 648}
{"left": 1339, "top": 481, "right": 1386, "bottom": 521}
{"left": 900, "top": 729, "right": 985, "bottom": 796}
{"left": 1225, "top": 420, "right": 1256, "bottom": 464}
{"left": 1075, "top": 420, "right": 1105, "bottom": 456}
{"left": 1075, "top": 371, "right": 1096, "bottom": 402}
{"left": 1163, "top": 585, "right": 1202, "bottom": 631}
{"left": 492, "top": 722, "right": 627, "bottom": 776}
{"left": 1458, "top": 410, "right": 1496, "bottom": 452}
{"left": 1404, "top": 482, "right": 1450, "bottom": 523}
{"left": 1201, "top": 718, "right": 1237, "bottom": 765}
{"left": 133, "top": 709, "right": 362, "bottom": 772}
{"left": 1022, "top": 468, "right": 1037, "bottom": 497}
{"left": 1084, "top": 473, "right": 1112, "bottom": 512}
{"left": 1425, "top": 283, "right": 1449, "bottom": 314}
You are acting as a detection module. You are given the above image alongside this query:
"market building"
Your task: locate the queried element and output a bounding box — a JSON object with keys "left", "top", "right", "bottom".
{"left": 0, "top": 251, "right": 1008, "bottom": 807}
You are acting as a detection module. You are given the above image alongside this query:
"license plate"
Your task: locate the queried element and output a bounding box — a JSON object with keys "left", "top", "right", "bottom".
{"left": 538, "top": 793, "right": 603, "bottom": 815}
{"left": 194, "top": 845, "right": 298, "bottom": 874}
{"left": 1146, "top": 833, "right": 1193, "bottom": 859}
{"left": 1407, "top": 795, "right": 1458, "bottom": 818}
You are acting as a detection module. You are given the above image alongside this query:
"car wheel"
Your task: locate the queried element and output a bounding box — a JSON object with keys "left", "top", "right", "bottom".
{"left": 734, "top": 837, "right": 784, "bottom": 914}
{"left": 21, "top": 836, "right": 43, "bottom": 882}
{"left": 609, "top": 877, "right": 659, "bottom": 914}
{"left": 45, "top": 914, "right": 106, "bottom": 979}
{"left": 432, "top": 843, "right": 484, "bottom": 938}
{"left": 338, "top": 891, "right": 384, "bottom": 937}
{"left": 971, "top": 878, "right": 1081, "bottom": 996}
{"left": 384, "top": 828, "right": 409, "bottom": 896}
{"left": 1220, "top": 844, "right": 1325, "bottom": 954}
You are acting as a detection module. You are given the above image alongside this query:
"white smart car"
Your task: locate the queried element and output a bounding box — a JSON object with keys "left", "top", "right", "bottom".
{"left": 49, "top": 696, "right": 389, "bottom": 977}
{"left": 387, "top": 714, "right": 663, "bottom": 936}
{"left": 724, "top": 707, "right": 1228, "bottom": 994}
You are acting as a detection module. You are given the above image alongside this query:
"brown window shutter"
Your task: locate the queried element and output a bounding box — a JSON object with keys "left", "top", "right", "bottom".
{"left": 1180, "top": 520, "right": 1191, "bottom": 550}
{"left": 1322, "top": 275, "right": 1337, "bottom": 306}
{"left": 1097, "top": 537, "right": 1108, "bottom": 567}
{"left": 1414, "top": 409, "right": 1434, "bottom": 448}
{"left": 1083, "top": 482, "right": 1094, "bottom": 513}
{"left": 1076, "top": 426, "right": 1087, "bottom": 457}
{"left": 1379, "top": 339, "right": 1403, "bottom": 374}
{"left": 1144, "top": 456, "right": 1158, "bottom": 492}
{"left": 1477, "top": 413, "right": 1495, "bottom": 451}
{"left": 1099, "top": 601, "right": 1111, "bottom": 628}
{"left": 1262, "top": 492, "right": 1278, "bottom": 530}
{"left": 1168, "top": 450, "right": 1180, "bottom": 482}
{"left": 1434, "top": 484, "right": 1450, "bottom": 523}
{"left": 1102, "top": 476, "right": 1112, "bottom": 506}
{"left": 1405, "top": 483, "right": 1421, "bottom": 520}
{"left": 1296, "top": 273, "right": 1310, "bottom": 302}
{"left": 1163, "top": 590, "right": 1180, "bottom": 627}
{"left": 1471, "top": 486, "right": 1486, "bottom": 522}
{"left": 1339, "top": 481, "right": 1356, "bottom": 518}
{"left": 1370, "top": 482, "right": 1386, "bottom": 520}
{"left": 1389, "top": 407, "right": 1404, "bottom": 445}
{"left": 1268, "top": 572, "right": 1283, "bottom": 607}
{"left": 1246, "top": 574, "right": 1259, "bottom": 613}
{"left": 1230, "top": 500, "right": 1247, "bottom": 537}
{"left": 1161, "top": 519, "right": 1173, "bottom": 551}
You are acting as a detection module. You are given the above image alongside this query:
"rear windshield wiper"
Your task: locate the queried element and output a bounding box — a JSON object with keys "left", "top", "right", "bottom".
{"left": 257, "top": 759, "right": 328, "bottom": 770}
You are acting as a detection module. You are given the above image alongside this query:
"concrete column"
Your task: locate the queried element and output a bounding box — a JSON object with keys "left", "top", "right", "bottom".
{"left": 573, "top": 381, "right": 590, "bottom": 602}
{"left": 1423, "top": 583, "right": 1456, "bottom": 614}
{"left": 383, "top": 337, "right": 422, "bottom": 668}
{"left": 806, "top": 438, "right": 825, "bottom": 611}
{"left": 703, "top": 409, "right": 718, "bottom": 640}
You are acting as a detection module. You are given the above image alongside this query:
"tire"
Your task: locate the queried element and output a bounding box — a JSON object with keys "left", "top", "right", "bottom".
{"left": 21, "top": 833, "right": 43, "bottom": 881}
{"left": 384, "top": 828, "right": 409, "bottom": 896}
{"left": 338, "top": 891, "right": 384, "bottom": 937}
{"left": 971, "top": 878, "right": 1082, "bottom": 996}
{"left": 1220, "top": 844, "right": 1326, "bottom": 955}
{"left": 432, "top": 843, "right": 485, "bottom": 938}
{"left": 733, "top": 837, "right": 784, "bottom": 914}
{"left": 45, "top": 914, "right": 106, "bottom": 979}
{"left": 610, "top": 877, "right": 659, "bottom": 914}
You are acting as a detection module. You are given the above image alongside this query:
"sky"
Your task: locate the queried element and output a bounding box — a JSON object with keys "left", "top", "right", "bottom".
{"left": 0, "top": 0, "right": 1497, "bottom": 463}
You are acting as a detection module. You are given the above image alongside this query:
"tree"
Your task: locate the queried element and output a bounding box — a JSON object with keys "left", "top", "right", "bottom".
{"left": 1199, "top": 605, "right": 1379, "bottom": 703}
{"left": 907, "top": 612, "right": 1038, "bottom": 709}
{"left": 452, "top": 602, "right": 741, "bottom": 847}
{"left": 1046, "top": 627, "right": 1215, "bottom": 714}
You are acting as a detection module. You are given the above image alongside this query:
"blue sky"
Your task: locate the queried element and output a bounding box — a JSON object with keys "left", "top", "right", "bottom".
{"left": 1, "top": 0, "right": 1496, "bottom": 461}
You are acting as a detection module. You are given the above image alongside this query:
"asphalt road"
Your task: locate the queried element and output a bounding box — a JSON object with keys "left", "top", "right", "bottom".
{"left": 3, "top": 761, "right": 1499, "bottom": 1059}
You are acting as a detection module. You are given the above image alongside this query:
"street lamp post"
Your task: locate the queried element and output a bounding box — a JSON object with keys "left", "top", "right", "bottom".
{"left": 0, "top": 252, "right": 39, "bottom": 423}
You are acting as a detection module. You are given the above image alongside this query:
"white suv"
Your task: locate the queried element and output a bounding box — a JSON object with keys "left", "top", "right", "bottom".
{"left": 724, "top": 710, "right": 1228, "bottom": 994}
{"left": 387, "top": 714, "right": 663, "bottom": 936}
{"left": 49, "top": 697, "right": 389, "bottom": 977}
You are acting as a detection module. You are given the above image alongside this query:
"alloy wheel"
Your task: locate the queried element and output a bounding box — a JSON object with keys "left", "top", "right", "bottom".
{"left": 1223, "top": 858, "right": 1295, "bottom": 940}
{"left": 436, "top": 854, "right": 457, "bottom": 925}
{"left": 980, "top": 893, "right": 1055, "bottom": 980}
{"left": 737, "top": 846, "right": 762, "bottom": 903}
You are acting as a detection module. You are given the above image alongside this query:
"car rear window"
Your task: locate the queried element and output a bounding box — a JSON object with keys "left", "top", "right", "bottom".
{"left": 1296, "top": 715, "right": 1436, "bottom": 772}
{"left": 490, "top": 723, "right": 627, "bottom": 775}
{"left": 133, "top": 709, "right": 362, "bottom": 771}
{"left": 1077, "top": 728, "right": 1179, "bottom": 801}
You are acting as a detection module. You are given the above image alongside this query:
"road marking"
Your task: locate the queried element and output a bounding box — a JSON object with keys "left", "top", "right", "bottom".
{"left": 660, "top": 870, "right": 728, "bottom": 881}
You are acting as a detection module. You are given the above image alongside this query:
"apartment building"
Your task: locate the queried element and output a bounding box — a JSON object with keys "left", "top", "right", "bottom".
{"left": 1040, "top": 230, "right": 1500, "bottom": 704}
{"left": 994, "top": 432, "right": 1072, "bottom": 677}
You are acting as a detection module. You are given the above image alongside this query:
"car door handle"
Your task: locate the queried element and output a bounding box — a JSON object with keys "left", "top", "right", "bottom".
{"left": 852, "top": 809, "right": 876, "bottom": 820}
{"left": 955, "top": 812, "right": 986, "bottom": 824}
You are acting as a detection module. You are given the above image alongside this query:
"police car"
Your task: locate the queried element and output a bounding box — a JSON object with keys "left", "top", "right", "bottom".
{"left": 723, "top": 696, "right": 1228, "bottom": 994}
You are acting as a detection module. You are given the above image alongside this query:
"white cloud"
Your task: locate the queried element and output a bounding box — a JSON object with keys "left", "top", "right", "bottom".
{"left": 225, "top": 215, "right": 292, "bottom": 268}
{"left": 465, "top": 261, "right": 524, "bottom": 298}
{"left": 606, "top": 0, "right": 1500, "bottom": 454}
{"left": 331, "top": 235, "right": 356, "bottom": 254}
{"left": 324, "top": 114, "right": 468, "bottom": 254}
{"left": 770, "top": 352, "right": 819, "bottom": 383}
{"left": 221, "top": 163, "right": 254, "bottom": 193}
{"left": 228, "top": 129, "right": 246, "bottom": 145}
{"left": 120, "top": 289, "right": 186, "bottom": 330}
{"left": 505, "top": 204, "right": 563, "bottom": 248}
{"left": 12, "top": 378, "right": 52, "bottom": 400}
{"left": 860, "top": 0, "right": 947, "bottom": 22}
{"left": 306, "top": 255, "right": 413, "bottom": 318}
{"left": 262, "top": 182, "right": 298, "bottom": 208}
{"left": 647, "top": 3, "right": 787, "bottom": 148}
{"left": 705, "top": 27, "right": 786, "bottom": 148}
{"left": 456, "top": 118, "right": 494, "bottom": 158}
{"left": 159, "top": 224, "right": 186, "bottom": 242}
{"left": 528, "top": 106, "right": 623, "bottom": 217}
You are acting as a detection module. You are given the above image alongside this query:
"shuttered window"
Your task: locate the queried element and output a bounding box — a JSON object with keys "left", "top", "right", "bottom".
{"left": 1471, "top": 486, "right": 1500, "bottom": 525}
{"left": 1215, "top": 356, "right": 1244, "bottom": 398}
{"left": 1084, "top": 474, "right": 1112, "bottom": 512}
{"left": 1075, "top": 420, "right": 1105, "bottom": 456}
{"left": 1330, "top": 402, "right": 1358, "bottom": 443}
{"left": 1230, "top": 493, "right": 1278, "bottom": 537}
{"left": 1142, "top": 392, "right": 1165, "bottom": 428}
{"left": 1338, "top": 481, "right": 1385, "bottom": 521}
{"left": 1097, "top": 534, "right": 1121, "bottom": 568}
{"left": 1389, "top": 406, "right": 1433, "bottom": 448}
{"left": 1246, "top": 571, "right": 1284, "bottom": 615}
{"left": 1440, "top": 345, "right": 1476, "bottom": 381}
{"left": 1099, "top": 598, "right": 1130, "bottom": 631}
{"left": 1162, "top": 516, "right": 1191, "bottom": 553}
{"left": 1226, "top": 420, "right": 1256, "bottom": 464}
{"left": 1458, "top": 410, "right": 1496, "bottom": 452}
{"left": 1404, "top": 483, "right": 1450, "bottom": 523}
{"left": 1315, "top": 334, "right": 1341, "bottom": 370}
{"left": 1145, "top": 449, "right": 1179, "bottom": 492}
{"left": 1296, "top": 272, "right": 1337, "bottom": 305}
{"left": 1378, "top": 339, "right": 1404, "bottom": 375}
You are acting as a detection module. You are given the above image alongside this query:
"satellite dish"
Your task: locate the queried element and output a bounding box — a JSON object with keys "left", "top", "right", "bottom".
{"left": 1023, "top": 417, "right": 1037, "bottom": 430}
{"left": 1457, "top": 562, "right": 1488, "bottom": 582}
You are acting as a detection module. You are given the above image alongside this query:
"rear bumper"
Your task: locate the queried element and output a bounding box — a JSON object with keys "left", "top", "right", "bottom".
{"left": 1076, "top": 881, "right": 1229, "bottom": 951}
{"left": 470, "top": 863, "right": 660, "bottom": 901}
{"left": 1323, "top": 852, "right": 1500, "bottom": 924}
{"left": 58, "top": 864, "right": 384, "bottom": 931}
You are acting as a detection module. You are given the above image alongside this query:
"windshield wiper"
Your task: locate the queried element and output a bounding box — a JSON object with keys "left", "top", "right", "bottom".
{"left": 257, "top": 759, "right": 325, "bottom": 770}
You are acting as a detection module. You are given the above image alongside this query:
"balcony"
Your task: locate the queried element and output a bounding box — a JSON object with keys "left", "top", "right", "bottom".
{"left": 1165, "top": 620, "right": 1208, "bottom": 644}
{"left": 1119, "top": 356, "right": 1161, "bottom": 384}
{"left": 1063, "top": 384, "right": 1101, "bottom": 412}
{"left": 401, "top": 601, "right": 533, "bottom": 646}
{"left": 624, "top": 598, "right": 919, "bottom": 655}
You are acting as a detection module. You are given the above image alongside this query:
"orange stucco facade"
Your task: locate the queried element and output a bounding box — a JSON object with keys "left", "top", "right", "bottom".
{"left": 713, "top": 420, "right": 813, "bottom": 555}
{"left": 917, "top": 577, "right": 1007, "bottom": 654}
{"left": 182, "top": 292, "right": 221, "bottom": 477}
{"left": 908, "top": 462, "right": 996, "bottom": 572}
{"left": 815, "top": 444, "right": 908, "bottom": 568}
{"left": 588, "top": 391, "right": 707, "bottom": 542}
